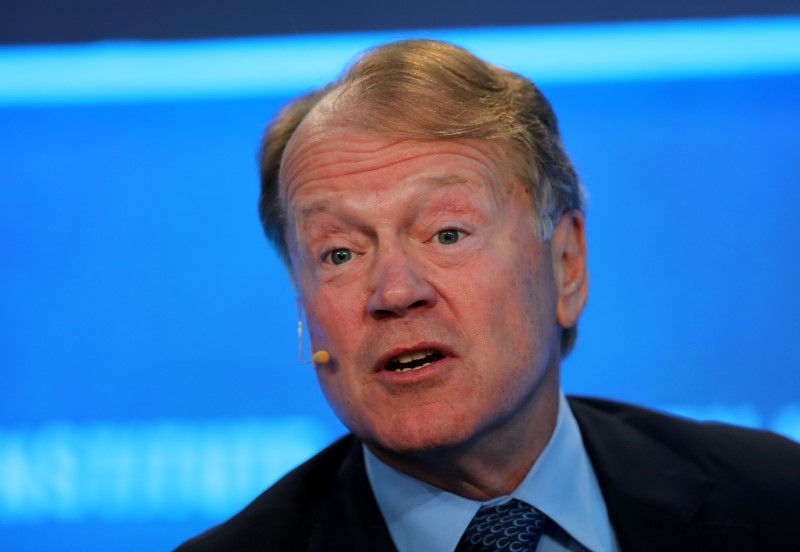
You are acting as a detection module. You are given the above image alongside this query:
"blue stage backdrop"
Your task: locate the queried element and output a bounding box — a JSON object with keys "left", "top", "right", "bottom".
{"left": 1, "top": 16, "right": 799, "bottom": 551}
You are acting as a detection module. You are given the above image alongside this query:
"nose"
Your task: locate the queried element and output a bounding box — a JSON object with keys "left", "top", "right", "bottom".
{"left": 366, "top": 245, "right": 437, "bottom": 319}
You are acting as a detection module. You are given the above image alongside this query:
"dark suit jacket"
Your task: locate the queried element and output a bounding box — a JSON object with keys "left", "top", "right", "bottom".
{"left": 176, "top": 397, "right": 800, "bottom": 551}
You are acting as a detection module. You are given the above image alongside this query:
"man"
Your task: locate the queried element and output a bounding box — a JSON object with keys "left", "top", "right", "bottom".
{"left": 178, "top": 39, "right": 800, "bottom": 551}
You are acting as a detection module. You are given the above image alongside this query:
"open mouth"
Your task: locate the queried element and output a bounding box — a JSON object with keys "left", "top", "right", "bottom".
{"left": 385, "top": 349, "right": 445, "bottom": 373}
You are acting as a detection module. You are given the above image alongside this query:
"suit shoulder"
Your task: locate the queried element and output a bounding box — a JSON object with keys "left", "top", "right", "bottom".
{"left": 569, "top": 396, "right": 800, "bottom": 492}
{"left": 568, "top": 396, "right": 799, "bottom": 449}
{"left": 174, "top": 434, "right": 355, "bottom": 552}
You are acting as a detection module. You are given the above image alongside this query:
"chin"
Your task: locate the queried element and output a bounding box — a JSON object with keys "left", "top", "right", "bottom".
{"left": 361, "top": 407, "right": 478, "bottom": 455}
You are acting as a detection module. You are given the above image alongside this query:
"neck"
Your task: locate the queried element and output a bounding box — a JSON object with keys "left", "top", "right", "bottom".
{"left": 366, "top": 367, "right": 560, "bottom": 500}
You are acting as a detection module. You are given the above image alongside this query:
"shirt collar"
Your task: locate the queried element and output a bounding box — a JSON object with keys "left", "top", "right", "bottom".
{"left": 364, "top": 392, "right": 616, "bottom": 552}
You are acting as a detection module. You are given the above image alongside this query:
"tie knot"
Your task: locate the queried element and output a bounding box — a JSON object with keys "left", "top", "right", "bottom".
{"left": 456, "top": 498, "right": 547, "bottom": 551}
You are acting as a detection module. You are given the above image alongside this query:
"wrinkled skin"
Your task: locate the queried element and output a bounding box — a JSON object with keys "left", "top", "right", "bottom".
{"left": 281, "top": 113, "right": 588, "bottom": 497}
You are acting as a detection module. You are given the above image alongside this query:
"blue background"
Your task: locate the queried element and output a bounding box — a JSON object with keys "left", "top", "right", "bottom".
{"left": 1, "top": 20, "right": 799, "bottom": 551}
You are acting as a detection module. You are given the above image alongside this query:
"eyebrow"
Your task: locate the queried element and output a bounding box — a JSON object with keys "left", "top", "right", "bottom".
{"left": 428, "top": 174, "right": 468, "bottom": 187}
{"left": 298, "top": 200, "right": 329, "bottom": 219}
{"left": 297, "top": 175, "right": 469, "bottom": 219}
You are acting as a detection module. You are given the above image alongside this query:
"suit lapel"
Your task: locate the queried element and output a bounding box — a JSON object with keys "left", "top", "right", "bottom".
{"left": 569, "top": 398, "right": 755, "bottom": 552}
{"left": 308, "top": 437, "right": 397, "bottom": 552}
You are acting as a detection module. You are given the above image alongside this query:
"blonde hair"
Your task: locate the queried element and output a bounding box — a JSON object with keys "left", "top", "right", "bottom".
{"left": 258, "top": 39, "right": 584, "bottom": 355}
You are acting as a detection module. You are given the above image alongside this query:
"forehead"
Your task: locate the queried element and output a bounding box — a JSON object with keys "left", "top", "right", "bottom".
{"left": 279, "top": 106, "right": 524, "bottom": 210}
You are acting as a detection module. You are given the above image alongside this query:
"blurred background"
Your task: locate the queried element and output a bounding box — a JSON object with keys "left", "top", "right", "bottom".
{"left": 2, "top": 1, "right": 799, "bottom": 550}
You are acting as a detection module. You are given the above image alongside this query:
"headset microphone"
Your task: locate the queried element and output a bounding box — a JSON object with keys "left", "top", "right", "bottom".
{"left": 297, "top": 300, "right": 331, "bottom": 365}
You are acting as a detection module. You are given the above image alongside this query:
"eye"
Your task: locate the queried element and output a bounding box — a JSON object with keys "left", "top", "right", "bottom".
{"left": 436, "top": 229, "right": 462, "bottom": 245}
{"left": 324, "top": 248, "right": 354, "bottom": 265}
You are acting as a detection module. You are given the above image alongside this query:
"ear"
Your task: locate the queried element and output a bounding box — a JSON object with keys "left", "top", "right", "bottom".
{"left": 551, "top": 211, "right": 588, "bottom": 329}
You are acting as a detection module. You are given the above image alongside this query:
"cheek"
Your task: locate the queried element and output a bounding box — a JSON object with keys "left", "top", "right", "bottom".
{"left": 304, "top": 286, "right": 364, "bottom": 353}
{"left": 306, "top": 297, "right": 360, "bottom": 401}
{"left": 305, "top": 302, "right": 340, "bottom": 348}
{"left": 471, "top": 249, "right": 555, "bottom": 358}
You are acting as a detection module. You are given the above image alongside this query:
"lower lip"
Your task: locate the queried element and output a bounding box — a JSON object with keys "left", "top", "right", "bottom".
{"left": 376, "top": 356, "right": 452, "bottom": 385}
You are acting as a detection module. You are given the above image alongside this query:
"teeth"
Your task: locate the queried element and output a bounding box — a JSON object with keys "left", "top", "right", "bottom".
{"left": 393, "top": 350, "right": 435, "bottom": 365}
{"left": 394, "top": 361, "right": 435, "bottom": 373}
{"left": 385, "top": 349, "right": 445, "bottom": 373}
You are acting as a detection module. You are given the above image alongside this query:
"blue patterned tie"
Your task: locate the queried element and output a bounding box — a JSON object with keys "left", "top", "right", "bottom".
{"left": 455, "top": 499, "right": 547, "bottom": 552}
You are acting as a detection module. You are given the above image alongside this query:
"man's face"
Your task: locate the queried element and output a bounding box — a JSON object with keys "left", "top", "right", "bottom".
{"left": 281, "top": 116, "right": 585, "bottom": 460}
